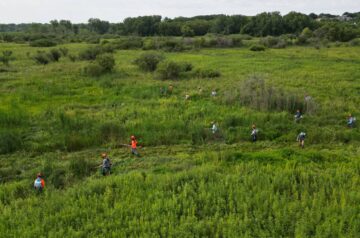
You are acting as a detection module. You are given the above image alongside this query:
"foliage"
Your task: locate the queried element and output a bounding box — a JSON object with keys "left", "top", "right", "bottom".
{"left": 260, "top": 36, "right": 288, "bottom": 48}
{"left": 233, "top": 76, "right": 308, "bottom": 112}
{"left": 0, "top": 150, "right": 359, "bottom": 237}
{"left": 95, "top": 53, "right": 115, "bottom": 72}
{"left": 48, "top": 49, "right": 62, "bottom": 62}
{"left": 194, "top": 68, "right": 221, "bottom": 78}
{"left": 58, "top": 47, "right": 69, "bottom": 56}
{"left": 250, "top": 44, "right": 266, "bottom": 51}
{"left": 32, "top": 51, "right": 51, "bottom": 64}
{"left": 0, "top": 12, "right": 359, "bottom": 43}
{"left": 0, "top": 50, "right": 14, "bottom": 66}
{"left": 88, "top": 18, "right": 110, "bottom": 34}
{"left": 0, "top": 42, "right": 360, "bottom": 236}
{"left": 29, "top": 39, "right": 57, "bottom": 47}
{"left": 83, "top": 62, "right": 106, "bottom": 77}
{"left": 134, "top": 52, "right": 164, "bottom": 72}
{"left": 156, "top": 60, "right": 182, "bottom": 80}
{"left": 78, "top": 46, "right": 103, "bottom": 60}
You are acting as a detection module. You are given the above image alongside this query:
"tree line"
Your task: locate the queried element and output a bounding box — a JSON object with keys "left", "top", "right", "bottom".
{"left": 0, "top": 12, "right": 359, "bottom": 41}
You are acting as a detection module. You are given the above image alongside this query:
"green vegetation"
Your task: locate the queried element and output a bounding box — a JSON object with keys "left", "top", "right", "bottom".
{"left": 1, "top": 12, "right": 360, "bottom": 45}
{"left": 0, "top": 39, "right": 359, "bottom": 236}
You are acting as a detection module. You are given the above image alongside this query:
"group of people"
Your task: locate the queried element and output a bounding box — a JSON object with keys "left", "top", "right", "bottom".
{"left": 210, "top": 109, "right": 356, "bottom": 149}
{"left": 33, "top": 108, "right": 356, "bottom": 191}
{"left": 33, "top": 135, "right": 141, "bottom": 192}
{"left": 100, "top": 135, "right": 140, "bottom": 176}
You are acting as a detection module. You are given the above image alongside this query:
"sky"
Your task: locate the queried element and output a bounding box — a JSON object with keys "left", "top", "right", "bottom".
{"left": 0, "top": 0, "right": 359, "bottom": 23}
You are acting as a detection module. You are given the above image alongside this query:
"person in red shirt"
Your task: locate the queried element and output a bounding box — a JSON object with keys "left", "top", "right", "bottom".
{"left": 131, "top": 135, "right": 140, "bottom": 156}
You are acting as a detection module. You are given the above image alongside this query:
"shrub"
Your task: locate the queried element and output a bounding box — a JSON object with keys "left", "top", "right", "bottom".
{"left": 250, "top": 44, "right": 266, "bottom": 51}
{"left": 194, "top": 68, "right": 221, "bottom": 78}
{"left": 229, "top": 36, "right": 244, "bottom": 47}
{"left": 100, "top": 43, "right": 116, "bottom": 53}
{"left": 260, "top": 36, "right": 287, "bottom": 49}
{"left": 142, "top": 38, "right": 158, "bottom": 50}
{"left": 29, "top": 39, "right": 57, "bottom": 47}
{"left": 180, "top": 62, "right": 193, "bottom": 72}
{"left": 0, "top": 50, "right": 14, "bottom": 66}
{"left": 235, "top": 76, "right": 307, "bottom": 112}
{"left": 156, "top": 60, "right": 182, "bottom": 80}
{"left": 349, "top": 38, "right": 360, "bottom": 46}
{"left": 58, "top": 47, "right": 69, "bottom": 56}
{"left": 96, "top": 53, "right": 115, "bottom": 72}
{"left": 160, "top": 39, "right": 185, "bottom": 52}
{"left": 85, "top": 36, "right": 100, "bottom": 44}
{"left": 83, "top": 62, "right": 105, "bottom": 77}
{"left": 112, "top": 37, "right": 143, "bottom": 50}
{"left": 48, "top": 49, "right": 61, "bottom": 62}
{"left": 79, "top": 46, "right": 102, "bottom": 60}
{"left": 68, "top": 54, "right": 77, "bottom": 62}
{"left": 134, "top": 53, "right": 164, "bottom": 72}
{"left": 32, "top": 51, "right": 51, "bottom": 65}
{"left": 216, "top": 37, "right": 234, "bottom": 47}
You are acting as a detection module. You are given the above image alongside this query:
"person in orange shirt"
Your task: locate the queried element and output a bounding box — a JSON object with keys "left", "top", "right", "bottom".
{"left": 130, "top": 135, "right": 140, "bottom": 156}
{"left": 34, "top": 173, "right": 45, "bottom": 192}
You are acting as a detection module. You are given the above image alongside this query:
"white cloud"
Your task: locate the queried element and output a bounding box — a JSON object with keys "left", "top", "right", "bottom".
{"left": 0, "top": 0, "right": 359, "bottom": 23}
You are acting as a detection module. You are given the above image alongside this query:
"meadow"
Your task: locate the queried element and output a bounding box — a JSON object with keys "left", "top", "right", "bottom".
{"left": 0, "top": 41, "right": 359, "bottom": 237}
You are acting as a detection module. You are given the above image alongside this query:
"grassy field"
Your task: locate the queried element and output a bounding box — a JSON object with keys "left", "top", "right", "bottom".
{"left": 0, "top": 42, "right": 359, "bottom": 237}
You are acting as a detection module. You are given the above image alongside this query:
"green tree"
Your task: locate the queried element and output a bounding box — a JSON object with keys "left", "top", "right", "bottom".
{"left": 88, "top": 18, "right": 110, "bottom": 34}
{"left": 0, "top": 50, "right": 14, "bottom": 66}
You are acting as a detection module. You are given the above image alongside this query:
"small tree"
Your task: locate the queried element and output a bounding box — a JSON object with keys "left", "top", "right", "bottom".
{"left": 96, "top": 53, "right": 115, "bottom": 72}
{"left": 156, "top": 60, "right": 181, "bottom": 80}
{"left": 0, "top": 50, "right": 14, "bottom": 66}
{"left": 33, "top": 51, "right": 51, "bottom": 65}
{"left": 134, "top": 53, "right": 164, "bottom": 72}
{"left": 83, "top": 63, "right": 105, "bottom": 77}
{"left": 59, "top": 47, "right": 69, "bottom": 56}
{"left": 48, "top": 49, "right": 62, "bottom": 62}
{"left": 79, "top": 46, "right": 102, "bottom": 60}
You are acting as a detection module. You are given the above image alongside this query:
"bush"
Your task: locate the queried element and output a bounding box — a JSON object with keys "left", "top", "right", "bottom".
{"left": 68, "top": 54, "right": 77, "bottom": 62}
{"left": 142, "top": 38, "right": 158, "bottom": 50}
{"left": 59, "top": 47, "right": 69, "bottom": 56}
{"left": 156, "top": 60, "right": 182, "bottom": 80}
{"left": 260, "top": 36, "right": 287, "bottom": 49}
{"left": 349, "top": 38, "right": 360, "bottom": 46}
{"left": 134, "top": 53, "right": 164, "bottom": 72}
{"left": 96, "top": 53, "right": 115, "bottom": 72}
{"left": 160, "top": 39, "right": 185, "bottom": 52}
{"left": 235, "top": 76, "right": 307, "bottom": 112}
{"left": 112, "top": 37, "right": 143, "bottom": 50}
{"left": 250, "top": 44, "right": 266, "bottom": 51}
{"left": 29, "top": 39, "right": 57, "bottom": 47}
{"left": 180, "top": 62, "right": 193, "bottom": 72}
{"left": 83, "top": 62, "right": 106, "bottom": 77}
{"left": 194, "top": 68, "right": 221, "bottom": 78}
{"left": 85, "top": 36, "right": 100, "bottom": 44}
{"left": 48, "top": 49, "right": 61, "bottom": 62}
{"left": 32, "top": 51, "right": 51, "bottom": 65}
{"left": 0, "top": 50, "right": 14, "bottom": 66}
{"left": 100, "top": 43, "right": 116, "bottom": 53}
{"left": 79, "top": 46, "right": 102, "bottom": 60}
